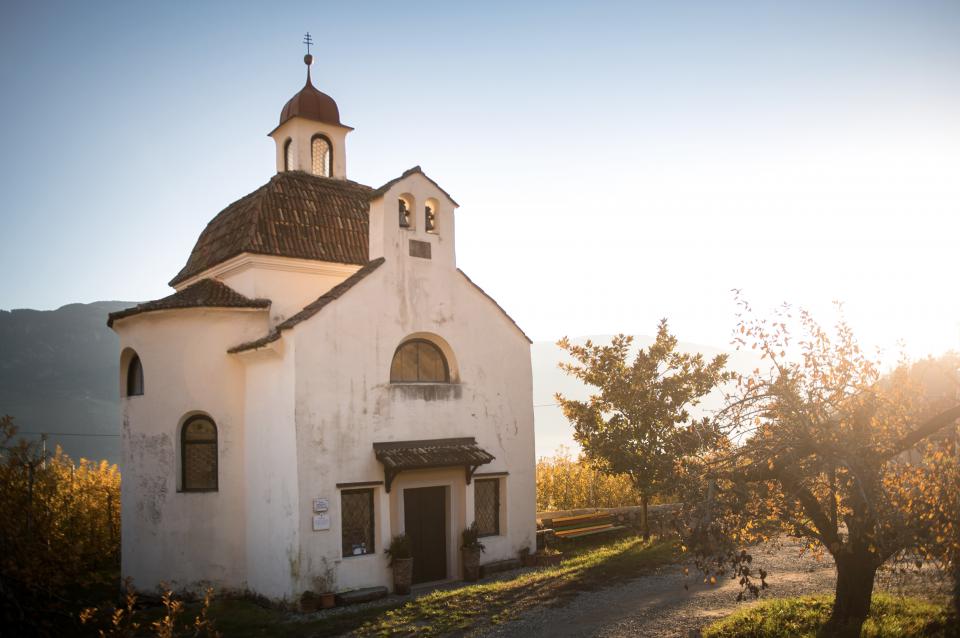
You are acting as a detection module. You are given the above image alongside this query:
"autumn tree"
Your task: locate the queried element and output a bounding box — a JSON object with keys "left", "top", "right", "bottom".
{"left": 556, "top": 320, "right": 731, "bottom": 538}
{"left": 0, "top": 415, "right": 121, "bottom": 636}
{"left": 682, "top": 299, "right": 960, "bottom": 637}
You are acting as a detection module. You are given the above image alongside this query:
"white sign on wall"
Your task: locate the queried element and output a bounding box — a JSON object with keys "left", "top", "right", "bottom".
{"left": 312, "top": 513, "right": 331, "bottom": 531}
{"left": 313, "top": 497, "right": 329, "bottom": 513}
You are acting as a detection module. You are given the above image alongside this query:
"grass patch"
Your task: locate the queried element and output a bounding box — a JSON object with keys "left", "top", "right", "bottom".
{"left": 83, "top": 536, "right": 675, "bottom": 637}
{"left": 354, "top": 536, "right": 677, "bottom": 637}
{"left": 702, "top": 593, "right": 956, "bottom": 638}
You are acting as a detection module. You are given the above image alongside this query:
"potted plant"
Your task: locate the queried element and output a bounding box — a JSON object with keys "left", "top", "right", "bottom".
{"left": 461, "top": 522, "right": 485, "bottom": 581}
{"left": 534, "top": 547, "right": 563, "bottom": 567}
{"left": 519, "top": 546, "right": 533, "bottom": 568}
{"left": 386, "top": 534, "right": 414, "bottom": 595}
{"left": 313, "top": 562, "right": 336, "bottom": 609}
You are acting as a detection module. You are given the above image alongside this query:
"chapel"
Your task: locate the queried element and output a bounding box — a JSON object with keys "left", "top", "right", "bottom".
{"left": 108, "top": 51, "right": 536, "bottom": 599}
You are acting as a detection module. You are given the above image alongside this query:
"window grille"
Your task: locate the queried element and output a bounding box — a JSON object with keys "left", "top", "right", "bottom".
{"left": 475, "top": 478, "right": 500, "bottom": 536}
{"left": 311, "top": 135, "right": 331, "bottom": 177}
{"left": 341, "top": 489, "right": 375, "bottom": 556}
{"left": 182, "top": 416, "right": 217, "bottom": 492}
{"left": 284, "top": 138, "right": 294, "bottom": 171}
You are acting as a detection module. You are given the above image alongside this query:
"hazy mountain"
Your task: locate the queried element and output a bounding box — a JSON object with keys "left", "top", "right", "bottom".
{"left": 0, "top": 302, "right": 761, "bottom": 465}
{"left": 0, "top": 301, "right": 132, "bottom": 463}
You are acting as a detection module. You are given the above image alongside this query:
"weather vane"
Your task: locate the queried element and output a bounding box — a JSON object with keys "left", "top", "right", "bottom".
{"left": 303, "top": 32, "right": 313, "bottom": 56}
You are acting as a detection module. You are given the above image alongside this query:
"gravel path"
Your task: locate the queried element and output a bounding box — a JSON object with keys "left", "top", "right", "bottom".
{"left": 470, "top": 538, "right": 941, "bottom": 638}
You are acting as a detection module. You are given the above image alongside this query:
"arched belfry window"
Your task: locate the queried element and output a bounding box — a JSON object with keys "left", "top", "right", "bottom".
{"left": 399, "top": 197, "right": 411, "bottom": 228}
{"left": 390, "top": 339, "right": 450, "bottom": 383}
{"left": 283, "top": 138, "right": 294, "bottom": 171}
{"left": 425, "top": 200, "right": 437, "bottom": 233}
{"left": 311, "top": 134, "right": 331, "bottom": 177}
{"left": 181, "top": 415, "right": 218, "bottom": 492}
{"left": 126, "top": 354, "right": 144, "bottom": 397}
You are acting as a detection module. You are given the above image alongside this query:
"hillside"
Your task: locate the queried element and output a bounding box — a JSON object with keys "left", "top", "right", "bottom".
{"left": 0, "top": 301, "right": 133, "bottom": 463}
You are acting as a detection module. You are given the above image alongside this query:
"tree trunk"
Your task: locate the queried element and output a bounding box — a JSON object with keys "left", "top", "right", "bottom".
{"left": 822, "top": 554, "right": 877, "bottom": 637}
{"left": 640, "top": 494, "right": 650, "bottom": 541}
{"left": 952, "top": 551, "right": 960, "bottom": 622}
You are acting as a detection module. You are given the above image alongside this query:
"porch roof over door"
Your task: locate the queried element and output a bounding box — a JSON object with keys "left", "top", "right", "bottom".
{"left": 373, "top": 437, "right": 495, "bottom": 492}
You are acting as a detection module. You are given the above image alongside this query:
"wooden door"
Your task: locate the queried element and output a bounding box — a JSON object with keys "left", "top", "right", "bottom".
{"left": 404, "top": 486, "right": 447, "bottom": 584}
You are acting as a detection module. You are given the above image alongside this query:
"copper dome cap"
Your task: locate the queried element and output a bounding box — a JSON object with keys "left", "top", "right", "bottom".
{"left": 278, "top": 70, "right": 342, "bottom": 127}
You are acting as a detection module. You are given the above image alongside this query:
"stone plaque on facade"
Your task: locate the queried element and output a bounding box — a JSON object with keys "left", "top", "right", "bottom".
{"left": 409, "top": 239, "right": 432, "bottom": 259}
{"left": 312, "top": 513, "right": 331, "bottom": 531}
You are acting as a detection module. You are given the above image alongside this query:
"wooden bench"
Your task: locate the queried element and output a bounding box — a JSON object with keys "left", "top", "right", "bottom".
{"left": 542, "top": 511, "right": 626, "bottom": 543}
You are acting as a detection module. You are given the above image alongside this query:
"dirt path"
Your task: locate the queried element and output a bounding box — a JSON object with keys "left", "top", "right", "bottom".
{"left": 470, "top": 539, "right": 938, "bottom": 638}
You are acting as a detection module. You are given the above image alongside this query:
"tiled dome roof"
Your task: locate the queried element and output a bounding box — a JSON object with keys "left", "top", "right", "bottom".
{"left": 169, "top": 171, "right": 372, "bottom": 286}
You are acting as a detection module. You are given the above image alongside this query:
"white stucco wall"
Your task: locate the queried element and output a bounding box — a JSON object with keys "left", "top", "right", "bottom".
{"left": 278, "top": 171, "right": 536, "bottom": 595}
{"left": 269, "top": 117, "right": 351, "bottom": 179}
{"left": 114, "top": 307, "right": 270, "bottom": 593}
{"left": 118, "top": 171, "right": 535, "bottom": 600}
{"left": 173, "top": 255, "right": 359, "bottom": 327}
{"left": 241, "top": 344, "right": 302, "bottom": 599}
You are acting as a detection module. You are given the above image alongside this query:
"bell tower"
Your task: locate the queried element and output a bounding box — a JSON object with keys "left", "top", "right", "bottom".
{"left": 268, "top": 34, "right": 353, "bottom": 179}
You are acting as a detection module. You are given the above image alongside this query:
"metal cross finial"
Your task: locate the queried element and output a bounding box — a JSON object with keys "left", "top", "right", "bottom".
{"left": 303, "top": 32, "right": 313, "bottom": 55}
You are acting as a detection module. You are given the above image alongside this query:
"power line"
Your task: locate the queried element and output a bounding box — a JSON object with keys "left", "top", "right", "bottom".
{"left": 15, "top": 431, "right": 119, "bottom": 438}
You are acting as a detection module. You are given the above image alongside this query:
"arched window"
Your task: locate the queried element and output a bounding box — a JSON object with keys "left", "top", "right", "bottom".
{"left": 283, "top": 138, "right": 294, "bottom": 171}
{"left": 390, "top": 339, "right": 450, "bottom": 383}
{"left": 181, "top": 415, "right": 218, "bottom": 492}
{"left": 126, "top": 354, "right": 144, "bottom": 397}
{"left": 399, "top": 197, "right": 411, "bottom": 228}
{"left": 311, "top": 134, "right": 332, "bottom": 177}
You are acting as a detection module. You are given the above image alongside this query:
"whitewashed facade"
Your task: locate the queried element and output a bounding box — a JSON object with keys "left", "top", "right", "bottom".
{"left": 109, "top": 56, "right": 536, "bottom": 600}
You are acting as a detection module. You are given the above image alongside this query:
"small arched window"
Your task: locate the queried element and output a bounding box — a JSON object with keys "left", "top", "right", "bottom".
{"left": 126, "top": 354, "right": 144, "bottom": 397}
{"left": 181, "top": 416, "right": 218, "bottom": 492}
{"left": 425, "top": 201, "right": 437, "bottom": 233}
{"left": 399, "top": 197, "right": 411, "bottom": 228}
{"left": 283, "top": 138, "right": 294, "bottom": 171}
{"left": 390, "top": 339, "right": 450, "bottom": 383}
{"left": 311, "top": 135, "right": 331, "bottom": 177}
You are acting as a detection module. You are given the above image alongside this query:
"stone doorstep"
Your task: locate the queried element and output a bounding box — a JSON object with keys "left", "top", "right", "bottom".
{"left": 334, "top": 586, "right": 389, "bottom": 606}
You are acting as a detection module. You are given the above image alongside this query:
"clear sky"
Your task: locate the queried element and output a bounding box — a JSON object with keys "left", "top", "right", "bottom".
{"left": 2, "top": 0, "right": 959, "bottom": 359}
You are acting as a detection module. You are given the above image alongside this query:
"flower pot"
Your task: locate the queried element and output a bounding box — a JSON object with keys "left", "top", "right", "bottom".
{"left": 392, "top": 557, "right": 414, "bottom": 595}
{"left": 319, "top": 592, "right": 336, "bottom": 609}
{"left": 534, "top": 552, "right": 563, "bottom": 567}
{"left": 462, "top": 546, "right": 482, "bottom": 582}
{"left": 300, "top": 591, "right": 320, "bottom": 613}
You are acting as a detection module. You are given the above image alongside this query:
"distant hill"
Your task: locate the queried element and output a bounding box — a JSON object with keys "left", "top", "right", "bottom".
{"left": 0, "top": 301, "right": 134, "bottom": 464}
{"left": 0, "top": 303, "right": 759, "bottom": 465}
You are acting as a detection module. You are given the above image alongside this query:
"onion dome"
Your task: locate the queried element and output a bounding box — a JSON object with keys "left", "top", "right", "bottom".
{"left": 278, "top": 54, "right": 342, "bottom": 127}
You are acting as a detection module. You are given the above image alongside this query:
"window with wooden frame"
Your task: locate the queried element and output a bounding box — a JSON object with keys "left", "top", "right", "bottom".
{"left": 389, "top": 339, "right": 450, "bottom": 383}
{"left": 341, "top": 489, "right": 375, "bottom": 556}
{"left": 474, "top": 478, "right": 500, "bottom": 536}
{"left": 181, "top": 416, "right": 218, "bottom": 492}
{"left": 311, "top": 134, "right": 331, "bottom": 177}
{"left": 126, "top": 354, "right": 144, "bottom": 397}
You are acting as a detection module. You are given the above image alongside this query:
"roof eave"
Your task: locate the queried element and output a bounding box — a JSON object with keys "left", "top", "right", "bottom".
{"left": 267, "top": 116, "right": 355, "bottom": 137}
